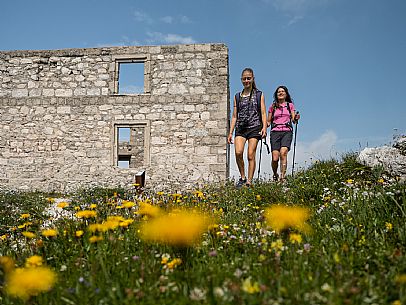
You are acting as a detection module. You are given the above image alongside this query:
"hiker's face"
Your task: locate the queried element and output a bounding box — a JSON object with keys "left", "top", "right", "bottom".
{"left": 241, "top": 72, "right": 254, "bottom": 89}
{"left": 277, "top": 88, "right": 287, "bottom": 100}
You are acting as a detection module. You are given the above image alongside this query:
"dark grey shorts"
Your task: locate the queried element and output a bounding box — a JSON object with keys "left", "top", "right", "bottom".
{"left": 270, "top": 131, "right": 293, "bottom": 151}
{"left": 235, "top": 125, "right": 262, "bottom": 140}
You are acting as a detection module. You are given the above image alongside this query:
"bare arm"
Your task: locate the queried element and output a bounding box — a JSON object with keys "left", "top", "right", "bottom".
{"left": 227, "top": 96, "right": 238, "bottom": 144}
{"left": 260, "top": 94, "right": 267, "bottom": 138}
{"left": 267, "top": 105, "right": 273, "bottom": 128}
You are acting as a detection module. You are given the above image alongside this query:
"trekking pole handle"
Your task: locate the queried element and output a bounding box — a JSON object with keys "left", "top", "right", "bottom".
{"left": 294, "top": 111, "right": 300, "bottom": 123}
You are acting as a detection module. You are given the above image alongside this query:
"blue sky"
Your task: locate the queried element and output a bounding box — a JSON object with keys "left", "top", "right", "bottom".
{"left": 2, "top": 0, "right": 406, "bottom": 177}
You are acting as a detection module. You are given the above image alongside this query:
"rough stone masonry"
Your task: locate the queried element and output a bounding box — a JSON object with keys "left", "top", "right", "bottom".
{"left": 0, "top": 44, "right": 230, "bottom": 192}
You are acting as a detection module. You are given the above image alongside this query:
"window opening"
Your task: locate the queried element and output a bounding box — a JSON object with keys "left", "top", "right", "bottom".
{"left": 117, "top": 127, "right": 131, "bottom": 168}
{"left": 116, "top": 124, "right": 148, "bottom": 168}
{"left": 118, "top": 62, "right": 144, "bottom": 94}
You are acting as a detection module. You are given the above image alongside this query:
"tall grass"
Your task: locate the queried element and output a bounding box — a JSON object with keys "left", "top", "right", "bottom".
{"left": 0, "top": 154, "right": 405, "bottom": 304}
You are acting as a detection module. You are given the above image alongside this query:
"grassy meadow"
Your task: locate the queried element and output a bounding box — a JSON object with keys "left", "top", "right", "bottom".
{"left": 0, "top": 154, "right": 405, "bottom": 305}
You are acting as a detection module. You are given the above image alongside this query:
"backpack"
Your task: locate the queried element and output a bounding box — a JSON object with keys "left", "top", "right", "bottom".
{"left": 235, "top": 89, "right": 263, "bottom": 127}
{"left": 270, "top": 101, "right": 293, "bottom": 131}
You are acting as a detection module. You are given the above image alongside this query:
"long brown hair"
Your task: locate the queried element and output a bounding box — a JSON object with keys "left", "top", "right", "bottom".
{"left": 273, "top": 85, "right": 293, "bottom": 104}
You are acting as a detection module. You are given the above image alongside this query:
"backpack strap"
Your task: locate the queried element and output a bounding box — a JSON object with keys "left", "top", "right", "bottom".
{"left": 235, "top": 92, "right": 241, "bottom": 116}
{"left": 256, "top": 90, "right": 263, "bottom": 128}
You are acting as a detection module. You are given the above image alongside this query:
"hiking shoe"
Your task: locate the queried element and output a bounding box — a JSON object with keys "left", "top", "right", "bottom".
{"left": 236, "top": 178, "right": 247, "bottom": 189}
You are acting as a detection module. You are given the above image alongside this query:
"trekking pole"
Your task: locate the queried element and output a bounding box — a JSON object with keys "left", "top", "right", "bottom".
{"left": 291, "top": 111, "right": 299, "bottom": 177}
{"left": 257, "top": 139, "right": 263, "bottom": 180}
{"left": 257, "top": 138, "right": 270, "bottom": 180}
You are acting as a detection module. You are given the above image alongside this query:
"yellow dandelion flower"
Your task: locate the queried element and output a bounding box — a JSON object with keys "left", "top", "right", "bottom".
{"left": 208, "top": 224, "right": 219, "bottom": 234}
{"left": 18, "top": 222, "right": 32, "bottom": 229}
{"left": 241, "top": 277, "right": 260, "bottom": 294}
{"left": 75, "top": 210, "right": 97, "bottom": 219}
{"left": 256, "top": 195, "right": 261, "bottom": 201}
{"left": 193, "top": 191, "right": 205, "bottom": 199}
{"left": 122, "top": 200, "right": 135, "bottom": 208}
{"left": 57, "top": 201, "right": 69, "bottom": 208}
{"left": 1, "top": 234, "right": 8, "bottom": 241}
{"left": 101, "top": 219, "right": 120, "bottom": 231}
{"left": 385, "top": 222, "right": 393, "bottom": 231}
{"left": 395, "top": 274, "right": 406, "bottom": 284}
{"left": 166, "top": 258, "right": 182, "bottom": 270}
{"left": 140, "top": 210, "right": 214, "bottom": 246}
{"left": 20, "top": 213, "right": 30, "bottom": 219}
{"left": 119, "top": 219, "right": 134, "bottom": 227}
{"left": 0, "top": 256, "right": 15, "bottom": 273}
{"left": 392, "top": 301, "right": 401, "bottom": 305}
{"left": 46, "top": 197, "right": 55, "bottom": 203}
{"left": 89, "top": 235, "right": 103, "bottom": 243}
{"left": 161, "top": 254, "right": 170, "bottom": 265}
{"left": 157, "top": 191, "right": 164, "bottom": 196}
{"left": 289, "top": 233, "right": 302, "bottom": 244}
{"left": 137, "top": 202, "right": 162, "bottom": 218}
{"left": 88, "top": 223, "right": 106, "bottom": 233}
{"left": 89, "top": 204, "right": 97, "bottom": 209}
{"left": 22, "top": 231, "right": 36, "bottom": 239}
{"left": 5, "top": 266, "right": 57, "bottom": 300}
{"left": 41, "top": 229, "right": 58, "bottom": 237}
{"left": 377, "top": 178, "right": 384, "bottom": 184}
{"left": 270, "top": 239, "right": 284, "bottom": 253}
{"left": 107, "top": 215, "right": 126, "bottom": 222}
{"left": 346, "top": 179, "right": 354, "bottom": 184}
{"left": 25, "top": 255, "right": 43, "bottom": 268}
{"left": 265, "top": 205, "right": 311, "bottom": 233}
{"left": 75, "top": 230, "right": 84, "bottom": 237}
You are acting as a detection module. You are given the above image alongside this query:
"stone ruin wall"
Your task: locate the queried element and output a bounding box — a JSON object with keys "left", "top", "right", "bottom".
{"left": 0, "top": 44, "right": 230, "bottom": 192}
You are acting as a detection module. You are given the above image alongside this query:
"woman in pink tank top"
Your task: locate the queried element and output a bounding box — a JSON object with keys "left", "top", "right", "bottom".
{"left": 267, "top": 85, "right": 300, "bottom": 182}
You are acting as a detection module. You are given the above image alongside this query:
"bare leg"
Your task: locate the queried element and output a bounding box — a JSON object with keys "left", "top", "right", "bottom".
{"left": 272, "top": 150, "right": 280, "bottom": 180}
{"left": 234, "top": 136, "right": 247, "bottom": 179}
{"left": 279, "top": 147, "right": 289, "bottom": 181}
{"left": 246, "top": 138, "right": 259, "bottom": 184}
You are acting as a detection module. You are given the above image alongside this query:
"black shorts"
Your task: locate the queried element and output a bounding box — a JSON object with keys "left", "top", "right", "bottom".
{"left": 235, "top": 125, "right": 262, "bottom": 140}
{"left": 270, "top": 131, "right": 293, "bottom": 151}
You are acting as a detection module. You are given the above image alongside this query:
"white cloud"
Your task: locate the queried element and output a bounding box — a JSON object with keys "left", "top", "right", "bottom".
{"left": 161, "top": 15, "right": 192, "bottom": 24}
{"left": 180, "top": 15, "right": 192, "bottom": 23}
{"left": 134, "top": 11, "right": 192, "bottom": 25}
{"left": 119, "top": 85, "right": 144, "bottom": 94}
{"left": 146, "top": 32, "right": 196, "bottom": 44}
{"left": 229, "top": 130, "right": 338, "bottom": 180}
{"left": 161, "top": 16, "right": 174, "bottom": 24}
{"left": 94, "top": 35, "right": 141, "bottom": 48}
{"left": 263, "top": 0, "right": 332, "bottom": 25}
{"left": 266, "top": 0, "right": 331, "bottom": 14}
{"left": 134, "top": 10, "right": 154, "bottom": 24}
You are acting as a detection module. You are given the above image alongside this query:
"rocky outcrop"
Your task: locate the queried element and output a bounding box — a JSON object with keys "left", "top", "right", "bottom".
{"left": 357, "top": 136, "right": 406, "bottom": 181}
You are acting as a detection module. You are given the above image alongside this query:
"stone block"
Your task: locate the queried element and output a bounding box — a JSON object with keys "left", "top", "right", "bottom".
{"left": 12, "top": 89, "right": 28, "bottom": 98}
{"left": 55, "top": 89, "right": 73, "bottom": 97}
{"left": 43, "top": 89, "right": 55, "bottom": 97}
